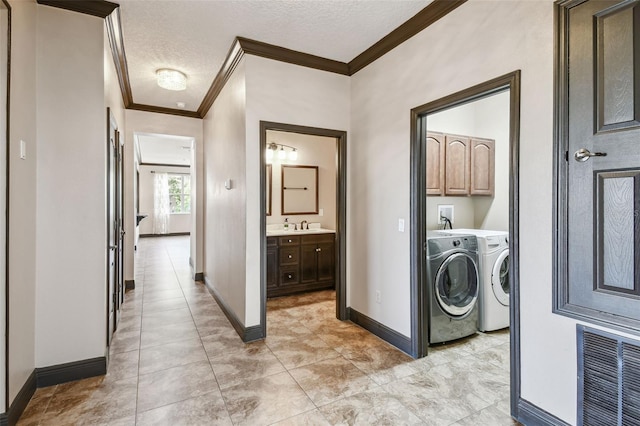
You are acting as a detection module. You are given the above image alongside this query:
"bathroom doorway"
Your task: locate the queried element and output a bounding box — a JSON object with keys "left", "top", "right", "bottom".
{"left": 410, "top": 71, "right": 521, "bottom": 415}
{"left": 259, "top": 122, "right": 347, "bottom": 336}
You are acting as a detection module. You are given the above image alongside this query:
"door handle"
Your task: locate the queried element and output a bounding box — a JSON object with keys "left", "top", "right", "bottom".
{"left": 109, "top": 245, "right": 117, "bottom": 250}
{"left": 574, "top": 148, "right": 607, "bottom": 162}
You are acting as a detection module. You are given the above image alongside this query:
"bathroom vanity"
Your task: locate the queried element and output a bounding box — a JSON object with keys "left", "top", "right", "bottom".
{"left": 266, "top": 229, "right": 335, "bottom": 298}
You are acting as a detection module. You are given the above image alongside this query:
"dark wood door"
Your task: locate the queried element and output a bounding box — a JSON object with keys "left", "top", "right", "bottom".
{"left": 316, "top": 242, "right": 335, "bottom": 283}
{"left": 106, "top": 109, "right": 118, "bottom": 344}
{"left": 115, "top": 131, "right": 125, "bottom": 310}
{"left": 566, "top": 0, "right": 640, "bottom": 324}
{"left": 300, "top": 243, "right": 318, "bottom": 284}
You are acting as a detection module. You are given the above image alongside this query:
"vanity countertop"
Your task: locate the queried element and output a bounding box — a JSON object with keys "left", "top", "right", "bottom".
{"left": 266, "top": 228, "right": 335, "bottom": 237}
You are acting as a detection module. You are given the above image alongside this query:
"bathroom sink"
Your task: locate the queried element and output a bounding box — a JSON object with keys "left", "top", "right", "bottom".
{"left": 266, "top": 228, "right": 335, "bottom": 236}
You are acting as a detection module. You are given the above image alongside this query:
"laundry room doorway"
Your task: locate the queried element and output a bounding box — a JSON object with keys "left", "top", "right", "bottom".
{"left": 410, "top": 71, "right": 521, "bottom": 417}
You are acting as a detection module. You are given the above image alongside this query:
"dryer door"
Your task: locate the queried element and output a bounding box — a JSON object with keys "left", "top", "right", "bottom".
{"left": 435, "top": 253, "right": 479, "bottom": 317}
{"left": 492, "top": 249, "right": 510, "bottom": 306}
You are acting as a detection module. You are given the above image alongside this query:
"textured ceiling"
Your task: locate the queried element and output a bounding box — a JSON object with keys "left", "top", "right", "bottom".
{"left": 119, "top": 0, "right": 433, "bottom": 110}
{"left": 137, "top": 133, "right": 194, "bottom": 166}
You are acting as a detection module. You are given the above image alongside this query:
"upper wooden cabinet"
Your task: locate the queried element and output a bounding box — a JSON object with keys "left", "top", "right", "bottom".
{"left": 426, "top": 132, "right": 495, "bottom": 197}
{"left": 470, "top": 138, "right": 495, "bottom": 196}
{"left": 426, "top": 132, "right": 445, "bottom": 195}
{"left": 444, "top": 135, "right": 471, "bottom": 196}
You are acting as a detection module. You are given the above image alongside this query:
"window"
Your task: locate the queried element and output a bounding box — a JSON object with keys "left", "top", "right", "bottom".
{"left": 168, "top": 174, "right": 190, "bottom": 213}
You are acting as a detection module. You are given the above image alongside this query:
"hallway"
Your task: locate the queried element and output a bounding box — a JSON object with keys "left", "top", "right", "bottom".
{"left": 17, "top": 236, "right": 514, "bottom": 425}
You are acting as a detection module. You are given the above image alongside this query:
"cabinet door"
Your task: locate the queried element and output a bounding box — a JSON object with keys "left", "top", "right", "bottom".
{"left": 470, "top": 138, "right": 495, "bottom": 196}
{"left": 266, "top": 246, "right": 278, "bottom": 290}
{"left": 444, "top": 135, "right": 471, "bottom": 195}
{"left": 300, "top": 244, "right": 318, "bottom": 284}
{"left": 426, "top": 132, "right": 445, "bottom": 195}
{"left": 316, "top": 242, "right": 335, "bottom": 283}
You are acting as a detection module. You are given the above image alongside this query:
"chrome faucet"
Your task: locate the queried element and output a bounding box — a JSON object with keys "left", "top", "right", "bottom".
{"left": 300, "top": 220, "right": 308, "bottom": 230}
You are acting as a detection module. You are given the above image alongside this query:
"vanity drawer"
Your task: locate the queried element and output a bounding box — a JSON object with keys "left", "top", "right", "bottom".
{"left": 280, "top": 266, "right": 299, "bottom": 285}
{"left": 301, "top": 233, "right": 335, "bottom": 244}
{"left": 279, "top": 247, "right": 299, "bottom": 265}
{"left": 279, "top": 236, "right": 300, "bottom": 246}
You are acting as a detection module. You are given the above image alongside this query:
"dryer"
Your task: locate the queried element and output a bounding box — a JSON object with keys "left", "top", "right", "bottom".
{"left": 426, "top": 232, "right": 480, "bottom": 344}
{"left": 435, "top": 229, "right": 509, "bottom": 331}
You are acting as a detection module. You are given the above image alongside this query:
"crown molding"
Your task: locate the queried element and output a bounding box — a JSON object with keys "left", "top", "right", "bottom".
{"left": 238, "top": 37, "right": 350, "bottom": 76}
{"left": 105, "top": 8, "right": 132, "bottom": 107}
{"left": 197, "top": 38, "right": 245, "bottom": 118}
{"left": 37, "top": 0, "right": 118, "bottom": 18}
{"left": 348, "top": 0, "right": 468, "bottom": 75}
{"left": 45, "top": 0, "right": 467, "bottom": 119}
{"left": 129, "top": 103, "right": 201, "bottom": 119}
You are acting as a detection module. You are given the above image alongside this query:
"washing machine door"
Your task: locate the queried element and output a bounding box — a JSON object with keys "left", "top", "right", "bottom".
{"left": 434, "top": 253, "right": 479, "bottom": 317}
{"left": 492, "top": 249, "right": 509, "bottom": 306}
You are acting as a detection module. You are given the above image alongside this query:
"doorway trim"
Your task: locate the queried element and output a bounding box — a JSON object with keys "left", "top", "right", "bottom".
{"left": 409, "top": 70, "right": 521, "bottom": 415}
{"left": 259, "top": 121, "right": 347, "bottom": 337}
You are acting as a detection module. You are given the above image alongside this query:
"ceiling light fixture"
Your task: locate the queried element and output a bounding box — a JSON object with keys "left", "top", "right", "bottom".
{"left": 265, "top": 142, "right": 298, "bottom": 163}
{"left": 156, "top": 68, "right": 187, "bottom": 91}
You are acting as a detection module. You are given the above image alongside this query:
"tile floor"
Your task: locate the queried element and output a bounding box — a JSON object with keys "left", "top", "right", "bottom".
{"left": 17, "top": 236, "right": 517, "bottom": 425}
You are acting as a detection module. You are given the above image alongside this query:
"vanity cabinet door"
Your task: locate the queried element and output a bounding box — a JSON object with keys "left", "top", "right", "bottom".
{"left": 300, "top": 243, "right": 318, "bottom": 284}
{"left": 470, "top": 138, "right": 495, "bottom": 196}
{"left": 266, "top": 237, "right": 278, "bottom": 290}
{"left": 316, "top": 242, "right": 335, "bottom": 283}
{"left": 444, "top": 135, "right": 471, "bottom": 196}
{"left": 426, "top": 132, "right": 445, "bottom": 195}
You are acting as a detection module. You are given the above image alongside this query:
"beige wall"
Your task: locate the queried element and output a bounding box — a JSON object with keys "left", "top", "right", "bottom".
{"left": 8, "top": 0, "right": 37, "bottom": 407}
{"left": 349, "top": 0, "right": 577, "bottom": 422}
{"left": 244, "top": 55, "right": 350, "bottom": 326}
{"left": 425, "top": 90, "right": 510, "bottom": 232}
{"left": 203, "top": 58, "right": 247, "bottom": 325}
{"left": 266, "top": 130, "right": 337, "bottom": 230}
{"left": 35, "top": 6, "right": 106, "bottom": 367}
{"left": 124, "top": 110, "right": 204, "bottom": 277}
{"left": 138, "top": 165, "right": 191, "bottom": 235}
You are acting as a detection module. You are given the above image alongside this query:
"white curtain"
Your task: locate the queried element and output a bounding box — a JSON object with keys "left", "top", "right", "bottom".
{"left": 153, "top": 173, "right": 170, "bottom": 234}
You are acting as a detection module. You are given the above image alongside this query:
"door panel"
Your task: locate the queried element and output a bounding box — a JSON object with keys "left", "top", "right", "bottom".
{"left": 316, "top": 242, "right": 334, "bottom": 282}
{"left": 426, "top": 132, "right": 445, "bottom": 195}
{"left": 444, "top": 135, "right": 470, "bottom": 195}
{"left": 300, "top": 244, "right": 317, "bottom": 283}
{"left": 596, "top": 2, "right": 640, "bottom": 131}
{"left": 566, "top": 0, "right": 640, "bottom": 324}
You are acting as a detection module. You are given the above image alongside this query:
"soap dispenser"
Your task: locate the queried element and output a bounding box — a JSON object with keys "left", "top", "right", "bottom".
{"left": 283, "top": 218, "right": 289, "bottom": 231}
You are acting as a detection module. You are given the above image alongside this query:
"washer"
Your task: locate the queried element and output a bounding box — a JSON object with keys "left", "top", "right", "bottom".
{"left": 426, "top": 232, "right": 480, "bottom": 344}
{"left": 435, "top": 229, "right": 509, "bottom": 331}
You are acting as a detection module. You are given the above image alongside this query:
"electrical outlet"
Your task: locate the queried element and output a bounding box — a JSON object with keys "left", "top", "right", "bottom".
{"left": 398, "top": 218, "right": 405, "bottom": 232}
{"left": 375, "top": 291, "right": 381, "bottom": 304}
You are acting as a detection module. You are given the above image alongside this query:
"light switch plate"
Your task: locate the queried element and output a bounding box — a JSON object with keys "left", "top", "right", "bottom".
{"left": 398, "top": 218, "right": 405, "bottom": 232}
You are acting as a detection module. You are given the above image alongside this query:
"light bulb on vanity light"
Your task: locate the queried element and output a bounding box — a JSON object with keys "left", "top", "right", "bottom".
{"left": 266, "top": 147, "right": 274, "bottom": 162}
{"left": 278, "top": 147, "right": 287, "bottom": 160}
{"left": 288, "top": 148, "right": 298, "bottom": 161}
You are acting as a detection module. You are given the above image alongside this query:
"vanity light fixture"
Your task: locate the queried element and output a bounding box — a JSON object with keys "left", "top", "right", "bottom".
{"left": 265, "top": 142, "right": 298, "bottom": 163}
{"left": 156, "top": 68, "right": 187, "bottom": 91}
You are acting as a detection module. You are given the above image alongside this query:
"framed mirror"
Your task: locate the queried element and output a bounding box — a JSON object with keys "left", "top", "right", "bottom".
{"left": 266, "top": 164, "right": 272, "bottom": 216}
{"left": 281, "top": 165, "right": 318, "bottom": 215}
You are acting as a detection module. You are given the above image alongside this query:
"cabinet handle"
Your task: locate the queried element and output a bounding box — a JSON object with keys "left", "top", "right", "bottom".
{"left": 288, "top": 239, "right": 292, "bottom": 243}
{"left": 288, "top": 254, "right": 292, "bottom": 259}
{"left": 288, "top": 274, "right": 292, "bottom": 279}
{"left": 317, "top": 248, "right": 322, "bottom": 252}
